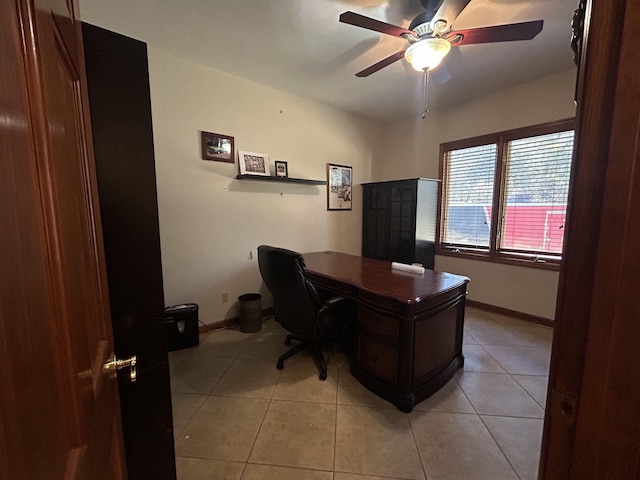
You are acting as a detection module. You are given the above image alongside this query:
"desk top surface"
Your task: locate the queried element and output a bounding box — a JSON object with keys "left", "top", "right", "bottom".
{"left": 303, "top": 251, "right": 469, "bottom": 305}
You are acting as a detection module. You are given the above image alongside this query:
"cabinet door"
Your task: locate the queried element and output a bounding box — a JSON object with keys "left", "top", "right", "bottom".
{"left": 389, "top": 183, "right": 417, "bottom": 264}
{"left": 415, "top": 179, "right": 439, "bottom": 269}
{"left": 363, "top": 185, "right": 390, "bottom": 259}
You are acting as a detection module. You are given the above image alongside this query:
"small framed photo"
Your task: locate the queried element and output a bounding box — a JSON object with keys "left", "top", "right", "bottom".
{"left": 327, "top": 163, "right": 352, "bottom": 211}
{"left": 238, "top": 150, "right": 270, "bottom": 176}
{"left": 274, "top": 160, "right": 288, "bottom": 178}
{"left": 201, "top": 131, "right": 234, "bottom": 163}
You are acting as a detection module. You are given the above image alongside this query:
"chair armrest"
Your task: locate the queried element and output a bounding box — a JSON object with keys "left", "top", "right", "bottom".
{"left": 317, "top": 296, "right": 354, "bottom": 324}
{"left": 322, "top": 296, "right": 351, "bottom": 309}
{"left": 315, "top": 295, "right": 356, "bottom": 337}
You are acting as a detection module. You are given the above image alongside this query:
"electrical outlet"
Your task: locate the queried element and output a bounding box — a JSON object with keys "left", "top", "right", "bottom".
{"left": 221, "top": 292, "right": 229, "bottom": 304}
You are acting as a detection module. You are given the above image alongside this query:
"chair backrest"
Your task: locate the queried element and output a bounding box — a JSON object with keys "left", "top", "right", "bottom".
{"left": 257, "top": 245, "right": 323, "bottom": 337}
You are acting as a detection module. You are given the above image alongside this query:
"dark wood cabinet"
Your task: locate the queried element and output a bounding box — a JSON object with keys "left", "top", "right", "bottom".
{"left": 362, "top": 178, "right": 439, "bottom": 269}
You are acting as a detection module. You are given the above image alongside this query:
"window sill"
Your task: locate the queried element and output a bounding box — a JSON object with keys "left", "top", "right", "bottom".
{"left": 436, "top": 248, "right": 561, "bottom": 271}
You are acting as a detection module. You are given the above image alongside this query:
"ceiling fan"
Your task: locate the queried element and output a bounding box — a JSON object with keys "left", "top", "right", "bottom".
{"left": 339, "top": 0, "right": 544, "bottom": 77}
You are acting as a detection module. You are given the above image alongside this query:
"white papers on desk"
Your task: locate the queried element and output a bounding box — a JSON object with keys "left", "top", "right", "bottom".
{"left": 391, "top": 262, "right": 425, "bottom": 274}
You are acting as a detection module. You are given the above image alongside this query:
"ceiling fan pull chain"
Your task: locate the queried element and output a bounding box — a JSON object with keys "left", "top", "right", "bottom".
{"left": 422, "top": 69, "right": 431, "bottom": 119}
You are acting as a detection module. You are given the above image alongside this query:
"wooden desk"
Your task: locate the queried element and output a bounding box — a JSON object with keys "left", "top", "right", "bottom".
{"left": 303, "top": 251, "right": 469, "bottom": 412}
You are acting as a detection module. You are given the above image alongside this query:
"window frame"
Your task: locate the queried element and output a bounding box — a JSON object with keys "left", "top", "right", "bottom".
{"left": 436, "top": 118, "right": 576, "bottom": 271}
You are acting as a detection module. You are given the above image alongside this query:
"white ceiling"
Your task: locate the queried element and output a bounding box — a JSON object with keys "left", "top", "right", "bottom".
{"left": 78, "top": 0, "right": 578, "bottom": 123}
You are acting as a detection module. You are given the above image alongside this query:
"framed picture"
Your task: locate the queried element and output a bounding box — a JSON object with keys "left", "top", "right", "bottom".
{"left": 238, "top": 150, "right": 270, "bottom": 176}
{"left": 201, "top": 131, "right": 234, "bottom": 163}
{"left": 327, "top": 163, "right": 352, "bottom": 211}
{"left": 274, "top": 160, "right": 288, "bottom": 178}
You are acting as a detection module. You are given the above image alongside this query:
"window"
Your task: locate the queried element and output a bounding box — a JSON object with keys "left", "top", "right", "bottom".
{"left": 438, "top": 119, "right": 575, "bottom": 268}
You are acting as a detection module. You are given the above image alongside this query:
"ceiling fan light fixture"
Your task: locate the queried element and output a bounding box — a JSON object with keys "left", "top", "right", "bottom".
{"left": 405, "top": 37, "right": 451, "bottom": 72}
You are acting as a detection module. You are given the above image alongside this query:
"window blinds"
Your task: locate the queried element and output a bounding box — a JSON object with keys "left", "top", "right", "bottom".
{"left": 440, "top": 128, "right": 574, "bottom": 261}
{"left": 442, "top": 143, "right": 497, "bottom": 249}
{"left": 500, "top": 130, "right": 574, "bottom": 257}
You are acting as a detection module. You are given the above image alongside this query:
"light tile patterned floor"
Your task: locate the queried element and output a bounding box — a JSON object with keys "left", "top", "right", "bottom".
{"left": 169, "top": 307, "right": 552, "bottom": 480}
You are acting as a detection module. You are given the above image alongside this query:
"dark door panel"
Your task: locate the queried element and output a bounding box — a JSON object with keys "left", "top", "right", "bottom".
{"left": 82, "top": 23, "right": 176, "bottom": 480}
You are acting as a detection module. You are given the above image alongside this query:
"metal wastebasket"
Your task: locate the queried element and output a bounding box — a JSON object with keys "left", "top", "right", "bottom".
{"left": 238, "top": 293, "right": 262, "bottom": 333}
{"left": 165, "top": 303, "right": 199, "bottom": 351}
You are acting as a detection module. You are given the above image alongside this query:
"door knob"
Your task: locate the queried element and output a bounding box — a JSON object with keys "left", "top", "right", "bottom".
{"left": 104, "top": 354, "right": 138, "bottom": 383}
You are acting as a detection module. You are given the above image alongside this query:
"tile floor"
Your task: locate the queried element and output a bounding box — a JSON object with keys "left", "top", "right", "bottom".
{"left": 169, "top": 307, "right": 552, "bottom": 480}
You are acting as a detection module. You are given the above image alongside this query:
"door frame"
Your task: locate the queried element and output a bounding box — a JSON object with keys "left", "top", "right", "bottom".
{"left": 540, "top": 0, "right": 640, "bottom": 477}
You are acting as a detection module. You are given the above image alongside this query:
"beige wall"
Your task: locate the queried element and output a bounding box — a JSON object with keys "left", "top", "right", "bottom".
{"left": 373, "top": 68, "right": 577, "bottom": 319}
{"left": 148, "top": 49, "right": 382, "bottom": 324}
{"left": 148, "top": 51, "right": 575, "bottom": 323}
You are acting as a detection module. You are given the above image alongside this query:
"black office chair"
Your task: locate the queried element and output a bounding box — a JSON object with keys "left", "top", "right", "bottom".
{"left": 257, "top": 245, "right": 354, "bottom": 380}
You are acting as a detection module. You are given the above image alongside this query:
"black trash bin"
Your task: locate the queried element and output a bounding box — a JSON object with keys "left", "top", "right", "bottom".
{"left": 238, "top": 293, "right": 262, "bottom": 333}
{"left": 165, "top": 303, "right": 199, "bottom": 351}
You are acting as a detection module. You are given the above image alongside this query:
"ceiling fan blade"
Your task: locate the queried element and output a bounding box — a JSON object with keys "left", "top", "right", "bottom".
{"left": 447, "top": 20, "right": 544, "bottom": 45}
{"left": 431, "top": 0, "right": 471, "bottom": 28}
{"left": 355, "top": 50, "right": 406, "bottom": 77}
{"left": 340, "top": 11, "right": 415, "bottom": 38}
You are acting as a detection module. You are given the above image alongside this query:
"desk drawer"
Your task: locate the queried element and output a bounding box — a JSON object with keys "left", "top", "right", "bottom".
{"left": 357, "top": 333, "right": 398, "bottom": 385}
{"left": 359, "top": 291, "right": 402, "bottom": 313}
{"left": 358, "top": 307, "right": 400, "bottom": 341}
{"left": 307, "top": 274, "right": 354, "bottom": 297}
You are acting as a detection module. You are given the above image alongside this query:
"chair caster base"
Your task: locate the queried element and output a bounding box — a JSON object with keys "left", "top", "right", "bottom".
{"left": 276, "top": 360, "right": 284, "bottom": 370}
{"left": 318, "top": 371, "right": 327, "bottom": 381}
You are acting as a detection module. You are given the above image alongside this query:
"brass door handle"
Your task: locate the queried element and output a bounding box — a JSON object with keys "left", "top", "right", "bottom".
{"left": 104, "top": 354, "right": 137, "bottom": 383}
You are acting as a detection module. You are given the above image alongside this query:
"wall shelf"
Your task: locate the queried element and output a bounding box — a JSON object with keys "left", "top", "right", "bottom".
{"left": 236, "top": 174, "right": 326, "bottom": 185}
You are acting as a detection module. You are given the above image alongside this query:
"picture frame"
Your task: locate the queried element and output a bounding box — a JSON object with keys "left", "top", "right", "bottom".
{"left": 238, "top": 150, "right": 270, "bottom": 176}
{"left": 201, "top": 131, "right": 234, "bottom": 163}
{"left": 327, "top": 163, "right": 352, "bottom": 211}
{"left": 274, "top": 160, "right": 288, "bottom": 178}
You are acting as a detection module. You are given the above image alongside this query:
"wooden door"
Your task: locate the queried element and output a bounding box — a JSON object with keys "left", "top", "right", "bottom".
{"left": 82, "top": 23, "right": 177, "bottom": 480}
{"left": 540, "top": 0, "right": 640, "bottom": 478}
{"left": 0, "top": 0, "right": 125, "bottom": 478}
